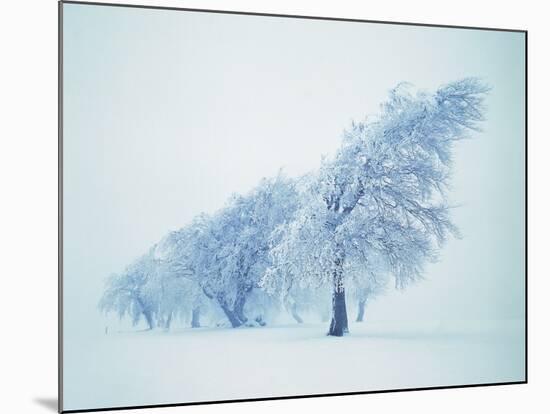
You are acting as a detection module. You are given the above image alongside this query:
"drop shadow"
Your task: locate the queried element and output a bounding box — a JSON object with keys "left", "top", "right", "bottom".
{"left": 33, "top": 397, "right": 58, "bottom": 412}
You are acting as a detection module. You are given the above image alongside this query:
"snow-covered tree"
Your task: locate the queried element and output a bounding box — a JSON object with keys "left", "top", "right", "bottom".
{"left": 99, "top": 250, "right": 158, "bottom": 330}
{"left": 100, "top": 235, "right": 210, "bottom": 330}
{"left": 152, "top": 218, "right": 212, "bottom": 328}
{"left": 346, "top": 258, "right": 389, "bottom": 322}
{"left": 264, "top": 78, "right": 489, "bottom": 336}
{"left": 101, "top": 78, "right": 488, "bottom": 338}
{"left": 281, "top": 280, "right": 332, "bottom": 324}
{"left": 190, "top": 174, "right": 300, "bottom": 327}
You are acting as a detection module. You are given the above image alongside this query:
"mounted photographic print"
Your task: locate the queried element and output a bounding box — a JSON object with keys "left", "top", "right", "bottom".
{"left": 59, "top": 1, "right": 527, "bottom": 412}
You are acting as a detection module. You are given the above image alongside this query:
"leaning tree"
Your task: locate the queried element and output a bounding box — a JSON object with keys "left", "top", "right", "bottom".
{"left": 264, "top": 78, "right": 489, "bottom": 336}
{"left": 346, "top": 255, "right": 389, "bottom": 323}
{"left": 153, "top": 224, "right": 212, "bottom": 329}
{"left": 187, "top": 174, "right": 300, "bottom": 327}
{"left": 99, "top": 249, "right": 158, "bottom": 330}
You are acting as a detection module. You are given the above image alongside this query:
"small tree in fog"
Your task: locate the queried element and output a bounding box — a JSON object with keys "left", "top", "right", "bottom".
{"left": 99, "top": 251, "right": 158, "bottom": 330}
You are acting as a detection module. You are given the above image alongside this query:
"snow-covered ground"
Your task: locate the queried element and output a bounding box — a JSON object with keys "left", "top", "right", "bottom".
{"left": 63, "top": 319, "right": 525, "bottom": 411}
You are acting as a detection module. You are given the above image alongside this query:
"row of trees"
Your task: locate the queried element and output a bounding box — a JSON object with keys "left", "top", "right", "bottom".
{"left": 100, "top": 78, "right": 488, "bottom": 336}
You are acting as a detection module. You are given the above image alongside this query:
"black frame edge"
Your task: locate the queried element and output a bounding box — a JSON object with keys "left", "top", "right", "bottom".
{"left": 60, "top": 0, "right": 527, "bottom": 33}
{"left": 524, "top": 30, "right": 529, "bottom": 383}
{"left": 61, "top": 381, "right": 527, "bottom": 414}
{"left": 58, "top": 1, "right": 64, "bottom": 413}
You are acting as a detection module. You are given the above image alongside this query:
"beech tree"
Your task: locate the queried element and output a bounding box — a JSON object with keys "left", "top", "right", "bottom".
{"left": 100, "top": 234, "right": 210, "bottom": 330}
{"left": 264, "top": 79, "right": 489, "bottom": 336}
{"left": 346, "top": 258, "right": 389, "bottom": 323}
{"left": 153, "top": 218, "right": 212, "bottom": 328}
{"left": 99, "top": 250, "right": 158, "bottom": 330}
{"left": 283, "top": 281, "right": 331, "bottom": 324}
{"left": 181, "top": 174, "right": 300, "bottom": 327}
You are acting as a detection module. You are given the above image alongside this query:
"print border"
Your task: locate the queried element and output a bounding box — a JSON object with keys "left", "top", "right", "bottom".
{"left": 58, "top": 1, "right": 528, "bottom": 412}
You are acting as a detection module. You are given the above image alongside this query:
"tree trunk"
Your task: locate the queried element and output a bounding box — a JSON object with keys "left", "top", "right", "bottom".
{"left": 254, "top": 316, "right": 267, "bottom": 326}
{"left": 356, "top": 299, "right": 366, "bottom": 322}
{"left": 143, "top": 310, "right": 155, "bottom": 330}
{"left": 328, "top": 289, "right": 348, "bottom": 336}
{"left": 327, "top": 254, "right": 348, "bottom": 337}
{"left": 291, "top": 303, "right": 304, "bottom": 324}
{"left": 343, "top": 302, "right": 349, "bottom": 333}
{"left": 220, "top": 303, "right": 243, "bottom": 328}
{"left": 234, "top": 292, "right": 248, "bottom": 325}
{"left": 191, "top": 307, "right": 201, "bottom": 328}
{"left": 136, "top": 296, "right": 155, "bottom": 330}
{"left": 164, "top": 313, "right": 172, "bottom": 330}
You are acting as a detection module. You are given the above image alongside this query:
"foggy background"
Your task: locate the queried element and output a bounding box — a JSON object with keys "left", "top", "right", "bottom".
{"left": 62, "top": 4, "right": 525, "bottom": 339}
